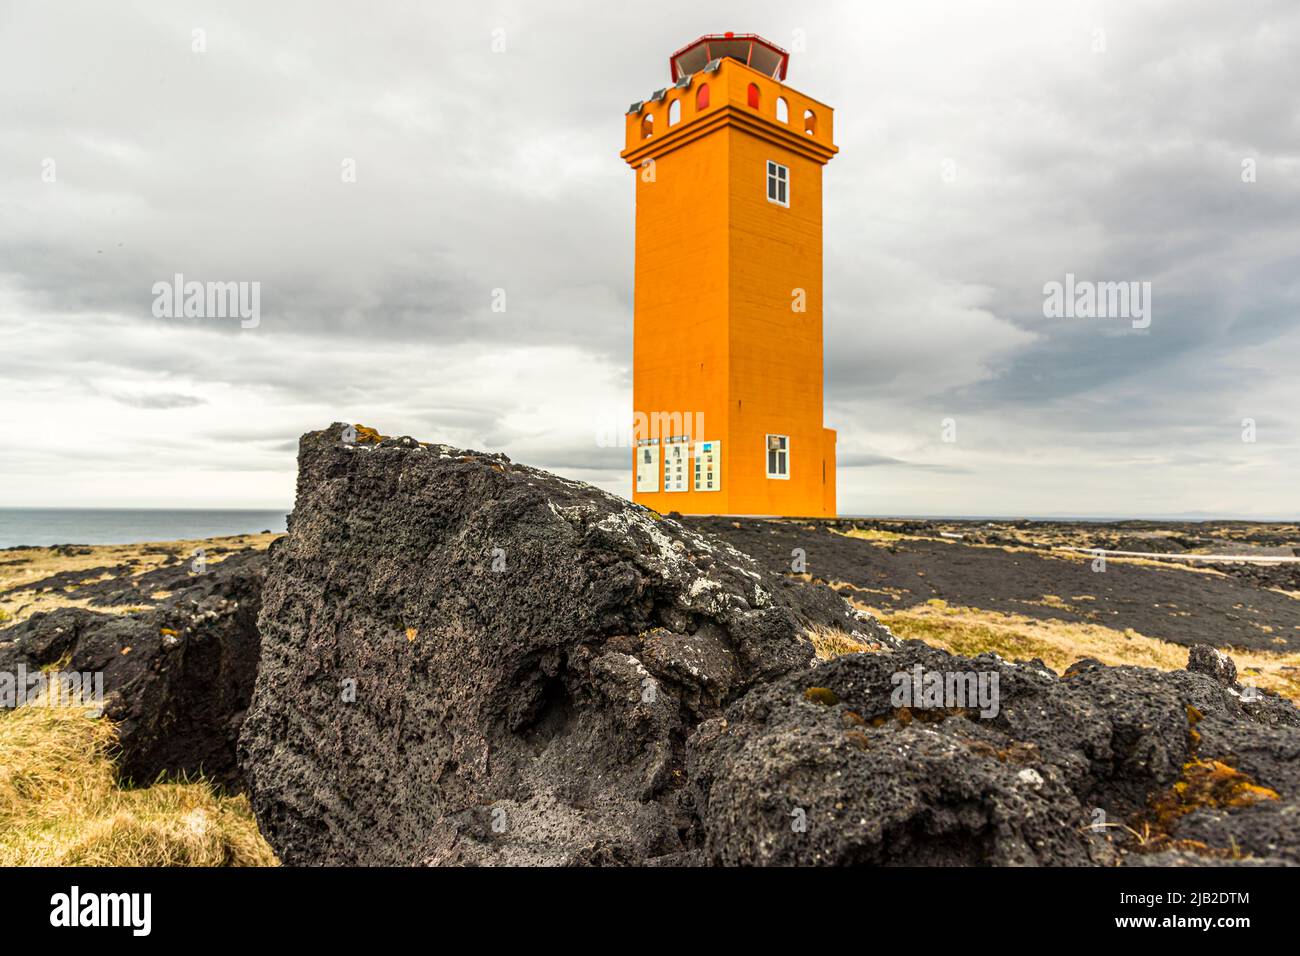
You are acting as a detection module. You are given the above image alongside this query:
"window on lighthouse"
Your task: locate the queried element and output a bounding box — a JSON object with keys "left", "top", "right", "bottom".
{"left": 766, "top": 435, "right": 790, "bottom": 479}
{"left": 766, "top": 161, "right": 789, "bottom": 207}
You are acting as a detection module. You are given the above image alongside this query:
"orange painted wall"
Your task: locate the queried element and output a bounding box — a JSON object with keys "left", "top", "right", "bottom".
{"left": 622, "top": 59, "right": 838, "bottom": 517}
{"left": 626, "top": 80, "right": 732, "bottom": 513}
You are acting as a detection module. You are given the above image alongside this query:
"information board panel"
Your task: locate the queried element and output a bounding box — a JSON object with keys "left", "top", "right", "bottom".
{"left": 694, "top": 440, "right": 721, "bottom": 491}
{"left": 635, "top": 441, "right": 660, "bottom": 493}
{"left": 663, "top": 440, "right": 690, "bottom": 492}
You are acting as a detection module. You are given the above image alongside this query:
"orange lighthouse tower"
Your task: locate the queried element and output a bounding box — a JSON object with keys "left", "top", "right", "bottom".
{"left": 621, "top": 33, "right": 838, "bottom": 517}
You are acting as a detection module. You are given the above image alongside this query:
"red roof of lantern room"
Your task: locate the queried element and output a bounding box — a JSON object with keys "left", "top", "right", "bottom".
{"left": 669, "top": 32, "right": 790, "bottom": 83}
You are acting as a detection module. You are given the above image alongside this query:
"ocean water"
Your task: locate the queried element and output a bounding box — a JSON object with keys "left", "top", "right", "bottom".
{"left": 0, "top": 508, "right": 289, "bottom": 549}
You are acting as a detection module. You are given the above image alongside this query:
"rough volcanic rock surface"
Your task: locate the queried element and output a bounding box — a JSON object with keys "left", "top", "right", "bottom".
{"left": 0, "top": 550, "right": 266, "bottom": 788}
{"left": 688, "top": 641, "right": 1300, "bottom": 865}
{"left": 239, "top": 426, "right": 1300, "bottom": 866}
{"left": 239, "top": 425, "right": 890, "bottom": 866}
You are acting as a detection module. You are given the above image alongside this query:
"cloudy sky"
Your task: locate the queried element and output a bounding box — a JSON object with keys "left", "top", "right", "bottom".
{"left": 1, "top": 0, "right": 1297, "bottom": 517}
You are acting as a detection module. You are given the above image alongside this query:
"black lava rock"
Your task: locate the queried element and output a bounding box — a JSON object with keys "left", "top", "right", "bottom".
{"left": 0, "top": 550, "right": 266, "bottom": 789}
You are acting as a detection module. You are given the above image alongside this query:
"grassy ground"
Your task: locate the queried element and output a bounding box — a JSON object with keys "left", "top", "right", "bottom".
{"left": 0, "top": 697, "right": 276, "bottom": 866}
{"left": 0, "top": 534, "right": 281, "bottom": 866}
{"left": 845, "top": 596, "right": 1300, "bottom": 702}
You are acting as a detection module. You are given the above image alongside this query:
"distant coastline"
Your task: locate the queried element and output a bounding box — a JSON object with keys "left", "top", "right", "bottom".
{"left": 0, "top": 508, "right": 288, "bottom": 549}
{"left": 2, "top": 507, "right": 1296, "bottom": 551}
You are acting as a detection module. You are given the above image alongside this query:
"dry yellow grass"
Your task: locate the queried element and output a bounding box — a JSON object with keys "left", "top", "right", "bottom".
{"left": 830, "top": 595, "right": 1300, "bottom": 702}
{"left": 806, "top": 623, "right": 879, "bottom": 660}
{"left": 824, "top": 578, "right": 908, "bottom": 602}
{"left": 1050, "top": 549, "right": 1232, "bottom": 576}
{"left": 834, "top": 527, "right": 916, "bottom": 544}
{"left": 0, "top": 699, "right": 276, "bottom": 866}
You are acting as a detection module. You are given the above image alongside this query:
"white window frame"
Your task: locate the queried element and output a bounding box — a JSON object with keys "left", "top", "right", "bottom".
{"left": 765, "top": 434, "right": 790, "bottom": 479}
{"left": 766, "top": 160, "right": 789, "bottom": 207}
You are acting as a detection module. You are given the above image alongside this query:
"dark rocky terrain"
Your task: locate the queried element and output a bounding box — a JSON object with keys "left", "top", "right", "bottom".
{"left": 0, "top": 547, "right": 266, "bottom": 788}
{"left": 233, "top": 425, "right": 1300, "bottom": 866}
{"left": 238, "top": 425, "right": 888, "bottom": 865}
{"left": 686, "top": 517, "right": 1300, "bottom": 652}
{"left": 692, "top": 643, "right": 1299, "bottom": 865}
{"left": 823, "top": 517, "right": 1300, "bottom": 556}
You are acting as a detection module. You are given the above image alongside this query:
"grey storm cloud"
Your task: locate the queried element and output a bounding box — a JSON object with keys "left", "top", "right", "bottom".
{"left": 110, "top": 391, "right": 208, "bottom": 410}
{"left": 1, "top": 0, "right": 1298, "bottom": 515}
{"left": 837, "top": 451, "right": 970, "bottom": 474}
